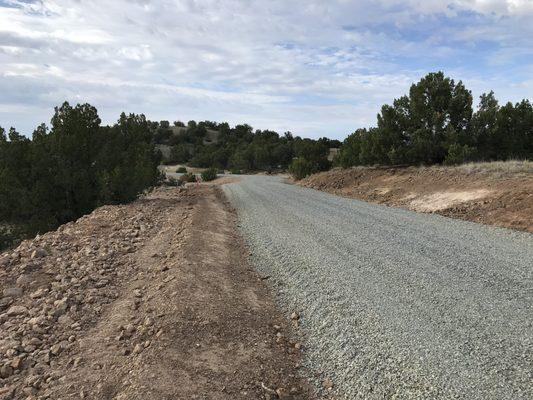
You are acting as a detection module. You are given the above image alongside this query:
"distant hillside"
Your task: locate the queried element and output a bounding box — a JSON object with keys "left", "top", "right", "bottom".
{"left": 149, "top": 120, "right": 341, "bottom": 172}
{"left": 168, "top": 125, "right": 221, "bottom": 145}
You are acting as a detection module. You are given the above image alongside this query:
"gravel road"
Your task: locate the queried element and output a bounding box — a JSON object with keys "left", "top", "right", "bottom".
{"left": 223, "top": 175, "right": 533, "bottom": 400}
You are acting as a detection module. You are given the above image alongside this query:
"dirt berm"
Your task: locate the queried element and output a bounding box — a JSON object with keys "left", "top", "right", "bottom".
{"left": 298, "top": 162, "right": 533, "bottom": 232}
{"left": 0, "top": 185, "right": 313, "bottom": 399}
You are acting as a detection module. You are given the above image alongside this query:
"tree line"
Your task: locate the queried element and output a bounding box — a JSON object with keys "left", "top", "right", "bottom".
{"left": 150, "top": 119, "right": 340, "bottom": 173}
{"left": 0, "top": 103, "right": 338, "bottom": 249}
{"left": 2, "top": 72, "right": 530, "bottom": 246}
{"left": 0, "top": 102, "right": 161, "bottom": 249}
{"left": 337, "top": 72, "right": 532, "bottom": 167}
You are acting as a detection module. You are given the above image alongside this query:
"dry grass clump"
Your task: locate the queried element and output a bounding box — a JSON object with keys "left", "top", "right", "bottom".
{"left": 341, "top": 161, "right": 533, "bottom": 178}
{"left": 413, "top": 160, "right": 532, "bottom": 177}
{"left": 454, "top": 160, "right": 533, "bottom": 176}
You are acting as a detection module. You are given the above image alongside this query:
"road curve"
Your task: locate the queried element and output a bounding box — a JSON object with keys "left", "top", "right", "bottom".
{"left": 223, "top": 175, "right": 533, "bottom": 400}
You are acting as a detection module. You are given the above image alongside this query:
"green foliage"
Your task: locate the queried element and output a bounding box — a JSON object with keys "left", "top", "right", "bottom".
{"left": 230, "top": 168, "right": 242, "bottom": 174}
{"left": 179, "top": 172, "right": 197, "bottom": 183}
{"left": 96, "top": 112, "right": 161, "bottom": 205}
{"left": 444, "top": 144, "right": 476, "bottom": 165}
{"left": 152, "top": 118, "right": 334, "bottom": 178}
{"left": 163, "top": 176, "right": 180, "bottom": 187}
{"left": 176, "top": 166, "right": 187, "bottom": 173}
{"left": 294, "top": 138, "right": 331, "bottom": 170}
{"left": 0, "top": 103, "right": 160, "bottom": 250}
{"left": 153, "top": 125, "right": 173, "bottom": 144}
{"left": 201, "top": 167, "right": 218, "bottom": 181}
{"left": 0, "top": 225, "right": 17, "bottom": 251}
{"left": 169, "top": 144, "right": 190, "bottom": 164}
{"left": 339, "top": 72, "right": 533, "bottom": 167}
{"left": 289, "top": 158, "right": 315, "bottom": 180}
{"left": 148, "top": 119, "right": 325, "bottom": 173}
{"left": 289, "top": 138, "right": 332, "bottom": 180}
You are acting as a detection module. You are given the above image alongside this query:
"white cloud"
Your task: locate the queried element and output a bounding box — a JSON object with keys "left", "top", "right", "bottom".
{"left": 0, "top": 0, "right": 531, "bottom": 138}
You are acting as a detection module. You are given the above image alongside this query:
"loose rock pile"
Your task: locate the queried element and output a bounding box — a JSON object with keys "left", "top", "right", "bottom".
{"left": 2, "top": 184, "right": 314, "bottom": 400}
{"left": 0, "top": 189, "right": 178, "bottom": 399}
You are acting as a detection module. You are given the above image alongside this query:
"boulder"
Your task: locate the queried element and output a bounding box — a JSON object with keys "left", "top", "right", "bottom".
{"left": 16, "top": 275, "right": 32, "bottom": 287}
{"left": 30, "top": 288, "right": 47, "bottom": 299}
{"left": 0, "top": 297, "right": 13, "bottom": 310}
{"left": 50, "top": 344, "right": 62, "bottom": 356}
{"left": 0, "top": 365, "right": 14, "bottom": 379}
{"left": 7, "top": 305, "right": 28, "bottom": 316}
{"left": 31, "top": 248, "right": 48, "bottom": 259}
{"left": 3, "top": 287, "right": 23, "bottom": 298}
{"left": 53, "top": 298, "right": 68, "bottom": 318}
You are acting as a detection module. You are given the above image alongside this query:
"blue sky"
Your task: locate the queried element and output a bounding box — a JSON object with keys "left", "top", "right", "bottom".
{"left": 0, "top": 0, "right": 532, "bottom": 139}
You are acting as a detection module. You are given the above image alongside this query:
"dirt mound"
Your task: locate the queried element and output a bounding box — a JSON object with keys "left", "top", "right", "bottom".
{"left": 0, "top": 186, "right": 313, "bottom": 399}
{"left": 298, "top": 163, "right": 533, "bottom": 232}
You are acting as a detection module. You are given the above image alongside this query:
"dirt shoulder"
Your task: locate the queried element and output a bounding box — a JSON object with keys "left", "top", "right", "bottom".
{"left": 0, "top": 185, "right": 313, "bottom": 399}
{"left": 298, "top": 162, "right": 533, "bottom": 232}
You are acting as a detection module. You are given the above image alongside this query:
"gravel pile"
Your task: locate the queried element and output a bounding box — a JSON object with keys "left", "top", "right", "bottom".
{"left": 224, "top": 175, "right": 533, "bottom": 400}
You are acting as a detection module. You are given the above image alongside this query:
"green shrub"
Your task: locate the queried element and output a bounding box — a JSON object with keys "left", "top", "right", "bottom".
{"left": 179, "top": 172, "right": 197, "bottom": 183}
{"left": 289, "top": 158, "right": 314, "bottom": 180}
{"left": 201, "top": 167, "right": 218, "bottom": 181}
{"left": 176, "top": 166, "right": 187, "bottom": 173}
{"left": 230, "top": 168, "right": 242, "bottom": 174}
{"left": 0, "top": 226, "right": 15, "bottom": 252}
{"left": 0, "top": 104, "right": 161, "bottom": 243}
{"left": 163, "top": 176, "right": 180, "bottom": 187}
{"left": 444, "top": 144, "right": 475, "bottom": 165}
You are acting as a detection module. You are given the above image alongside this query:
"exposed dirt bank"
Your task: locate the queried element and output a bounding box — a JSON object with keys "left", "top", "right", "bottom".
{"left": 0, "top": 185, "right": 312, "bottom": 399}
{"left": 298, "top": 163, "right": 533, "bottom": 232}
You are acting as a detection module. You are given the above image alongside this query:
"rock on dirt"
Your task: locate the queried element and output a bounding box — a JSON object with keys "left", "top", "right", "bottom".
{"left": 0, "top": 185, "right": 313, "bottom": 399}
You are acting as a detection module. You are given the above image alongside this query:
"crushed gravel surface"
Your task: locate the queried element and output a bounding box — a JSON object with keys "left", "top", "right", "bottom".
{"left": 223, "top": 175, "right": 533, "bottom": 400}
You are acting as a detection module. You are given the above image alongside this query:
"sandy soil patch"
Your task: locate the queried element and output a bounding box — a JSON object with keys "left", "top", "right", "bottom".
{"left": 159, "top": 164, "right": 210, "bottom": 174}
{"left": 410, "top": 189, "right": 492, "bottom": 212}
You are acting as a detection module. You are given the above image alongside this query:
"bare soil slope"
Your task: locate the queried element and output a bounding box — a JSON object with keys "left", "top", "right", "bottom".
{"left": 298, "top": 162, "right": 533, "bottom": 232}
{"left": 0, "top": 186, "right": 312, "bottom": 399}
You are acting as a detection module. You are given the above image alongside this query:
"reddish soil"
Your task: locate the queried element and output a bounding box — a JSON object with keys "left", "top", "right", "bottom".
{"left": 298, "top": 166, "right": 533, "bottom": 233}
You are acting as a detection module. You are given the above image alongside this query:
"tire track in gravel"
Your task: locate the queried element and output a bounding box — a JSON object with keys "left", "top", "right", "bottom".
{"left": 223, "top": 175, "right": 533, "bottom": 400}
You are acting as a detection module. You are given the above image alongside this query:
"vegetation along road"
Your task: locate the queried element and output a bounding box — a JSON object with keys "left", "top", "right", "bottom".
{"left": 223, "top": 175, "right": 533, "bottom": 400}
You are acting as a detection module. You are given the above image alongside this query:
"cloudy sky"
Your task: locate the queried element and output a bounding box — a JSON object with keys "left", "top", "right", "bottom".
{"left": 0, "top": 0, "right": 532, "bottom": 139}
